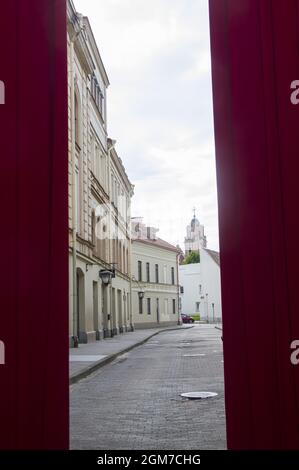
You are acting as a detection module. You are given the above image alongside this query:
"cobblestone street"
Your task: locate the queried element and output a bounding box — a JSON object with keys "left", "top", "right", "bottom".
{"left": 71, "top": 324, "right": 226, "bottom": 450}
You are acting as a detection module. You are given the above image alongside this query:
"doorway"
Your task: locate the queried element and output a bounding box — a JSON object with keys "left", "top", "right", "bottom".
{"left": 76, "top": 267, "right": 85, "bottom": 342}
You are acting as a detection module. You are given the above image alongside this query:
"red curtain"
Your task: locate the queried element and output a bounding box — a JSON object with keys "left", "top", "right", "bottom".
{"left": 209, "top": 0, "right": 299, "bottom": 449}
{"left": 0, "top": 1, "right": 68, "bottom": 449}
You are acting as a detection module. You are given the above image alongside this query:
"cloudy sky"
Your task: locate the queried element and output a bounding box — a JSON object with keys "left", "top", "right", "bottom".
{"left": 76, "top": 0, "right": 219, "bottom": 250}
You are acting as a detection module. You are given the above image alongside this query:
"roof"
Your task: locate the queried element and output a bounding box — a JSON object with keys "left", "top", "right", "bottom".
{"left": 108, "top": 139, "right": 134, "bottom": 194}
{"left": 83, "top": 17, "right": 110, "bottom": 87}
{"left": 205, "top": 249, "right": 220, "bottom": 266}
{"left": 133, "top": 236, "right": 180, "bottom": 254}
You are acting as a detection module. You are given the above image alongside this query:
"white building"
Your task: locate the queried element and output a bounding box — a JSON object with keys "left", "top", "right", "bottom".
{"left": 68, "top": 1, "right": 134, "bottom": 346}
{"left": 131, "top": 218, "right": 180, "bottom": 328}
{"left": 184, "top": 211, "right": 207, "bottom": 253}
{"left": 179, "top": 248, "right": 222, "bottom": 322}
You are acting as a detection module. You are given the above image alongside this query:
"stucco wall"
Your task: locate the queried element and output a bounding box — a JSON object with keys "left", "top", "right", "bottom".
{"left": 132, "top": 241, "right": 179, "bottom": 327}
{"left": 179, "top": 248, "right": 222, "bottom": 322}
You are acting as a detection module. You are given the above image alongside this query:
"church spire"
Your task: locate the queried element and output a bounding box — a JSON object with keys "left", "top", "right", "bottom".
{"left": 184, "top": 209, "right": 207, "bottom": 254}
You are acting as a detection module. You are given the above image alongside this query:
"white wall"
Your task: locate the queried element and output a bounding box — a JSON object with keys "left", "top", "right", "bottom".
{"left": 179, "top": 248, "right": 222, "bottom": 322}
{"left": 179, "top": 263, "right": 202, "bottom": 316}
{"left": 132, "top": 240, "right": 179, "bottom": 328}
{"left": 200, "top": 248, "right": 222, "bottom": 322}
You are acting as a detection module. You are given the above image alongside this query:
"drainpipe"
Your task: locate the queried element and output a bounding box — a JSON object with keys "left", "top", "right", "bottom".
{"left": 70, "top": 37, "right": 79, "bottom": 348}
{"left": 176, "top": 252, "right": 181, "bottom": 325}
{"left": 129, "top": 225, "right": 134, "bottom": 331}
{"left": 70, "top": 17, "right": 85, "bottom": 347}
{"left": 107, "top": 139, "right": 116, "bottom": 337}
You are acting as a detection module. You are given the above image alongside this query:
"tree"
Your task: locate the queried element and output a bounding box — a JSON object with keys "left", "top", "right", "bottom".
{"left": 183, "top": 250, "right": 200, "bottom": 264}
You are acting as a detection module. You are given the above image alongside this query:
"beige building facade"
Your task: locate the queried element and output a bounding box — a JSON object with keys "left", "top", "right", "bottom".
{"left": 131, "top": 218, "right": 180, "bottom": 329}
{"left": 68, "top": 1, "right": 134, "bottom": 346}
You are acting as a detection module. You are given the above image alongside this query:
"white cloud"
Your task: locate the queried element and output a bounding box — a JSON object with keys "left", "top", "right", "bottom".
{"left": 75, "top": 0, "right": 219, "bottom": 250}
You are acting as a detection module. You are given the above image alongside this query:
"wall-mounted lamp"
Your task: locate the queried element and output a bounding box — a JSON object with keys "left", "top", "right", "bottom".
{"left": 138, "top": 290, "right": 145, "bottom": 300}
{"left": 99, "top": 269, "right": 113, "bottom": 286}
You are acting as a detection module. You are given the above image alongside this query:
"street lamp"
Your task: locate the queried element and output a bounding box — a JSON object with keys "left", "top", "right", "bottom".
{"left": 99, "top": 267, "right": 115, "bottom": 337}
{"left": 99, "top": 269, "right": 113, "bottom": 285}
{"left": 132, "top": 275, "right": 145, "bottom": 331}
{"left": 138, "top": 290, "right": 145, "bottom": 299}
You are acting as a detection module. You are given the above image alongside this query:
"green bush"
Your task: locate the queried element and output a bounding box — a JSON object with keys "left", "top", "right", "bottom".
{"left": 182, "top": 251, "right": 200, "bottom": 264}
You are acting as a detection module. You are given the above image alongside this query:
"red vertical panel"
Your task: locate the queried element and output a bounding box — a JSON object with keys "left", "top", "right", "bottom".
{"left": 0, "top": 0, "right": 18, "bottom": 450}
{"left": 0, "top": 1, "right": 68, "bottom": 449}
{"left": 210, "top": 0, "right": 299, "bottom": 449}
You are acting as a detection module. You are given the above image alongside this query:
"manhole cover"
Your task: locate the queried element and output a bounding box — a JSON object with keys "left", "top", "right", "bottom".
{"left": 183, "top": 353, "right": 206, "bottom": 357}
{"left": 180, "top": 391, "right": 218, "bottom": 400}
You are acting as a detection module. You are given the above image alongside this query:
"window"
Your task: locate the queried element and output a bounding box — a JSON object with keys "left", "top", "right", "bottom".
{"left": 91, "top": 73, "right": 104, "bottom": 117}
{"left": 155, "top": 264, "right": 159, "bottom": 283}
{"left": 163, "top": 265, "right": 167, "bottom": 283}
{"left": 164, "top": 299, "right": 168, "bottom": 315}
{"left": 117, "top": 183, "right": 120, "bottom": 209}
{"left": 196, "top": 302, "right": 200, "bottom": 312}
{"left": 139, "top": 297, "right": 143, "bottom": 314}
{"left": 147, "top": 298, "right": 151, "bottom": 315}
{"left": 138, "top": 261, "right": 142, "bottom": 282}
{"left": 172, "top": 299, "right": 176, "bottom": 314}
{"left": 123, "top": 245, "right": 126, "bottom": 273}
{"left": 199, "top": 284, "right": 202, "bottom": 294}
{"left": 95, "top": 145, "right": 100, "bottom": 180}
{"left": 90, "top": 134, "right": 95, "bottom": 172}
{"left": 75, "top": 164, "right": 80, "bottom": 233}
{"left": 171, "top": 267, "right": 175, "bottom": 285}
{"left": 114, "top": 178, "right": 117, "bottom": 206}
{"left": 146, "top": 262, "right": 150, "bottom": 282}
{"left": 180, "top": 286, "right": 184, "bottom": 294}
{"left": 74, "top": 93, "right": 79, "bottom": 146}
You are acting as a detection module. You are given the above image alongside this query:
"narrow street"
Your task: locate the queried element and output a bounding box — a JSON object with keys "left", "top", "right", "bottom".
{"left": 71, "top": 324, "right": 226, "bottom": 450}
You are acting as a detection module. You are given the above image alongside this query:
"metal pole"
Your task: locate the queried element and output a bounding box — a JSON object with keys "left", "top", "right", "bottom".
{"left": 110, "top": 282, "right": 113, "bottom": 337}
{"left": 70, "top": 37, "right": 78, "bottom": 348}
{"left": 176, "top": 252, "right": 180, "bottom": 325}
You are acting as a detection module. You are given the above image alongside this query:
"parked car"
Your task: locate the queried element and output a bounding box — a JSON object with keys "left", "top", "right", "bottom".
{"left": 181, "top": 314, "right": 195, "bottom": 324}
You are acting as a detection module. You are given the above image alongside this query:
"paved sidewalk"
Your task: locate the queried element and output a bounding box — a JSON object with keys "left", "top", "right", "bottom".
{"left": 70, "top": 325, "right": 193, "bottom": 384}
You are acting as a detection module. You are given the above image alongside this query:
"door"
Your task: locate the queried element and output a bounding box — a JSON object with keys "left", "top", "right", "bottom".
{"left": 93, "top": 281, "right": 99, "bottom": 339}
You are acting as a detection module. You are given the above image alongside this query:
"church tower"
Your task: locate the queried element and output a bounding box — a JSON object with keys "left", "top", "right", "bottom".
{"left": 184, "top": 209, "right": 207, "bottom": 255}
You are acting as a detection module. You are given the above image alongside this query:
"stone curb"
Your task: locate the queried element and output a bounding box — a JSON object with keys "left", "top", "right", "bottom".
{"left": 70, "top": 325, "right": 194, "bottom": 385}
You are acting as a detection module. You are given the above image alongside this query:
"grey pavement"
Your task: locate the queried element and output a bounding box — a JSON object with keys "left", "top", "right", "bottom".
{"left": 70, "top": 325, "right": 192, "bottom": 382}
{"left": 71, "top": 324, "right": 226, "bottom": 450}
